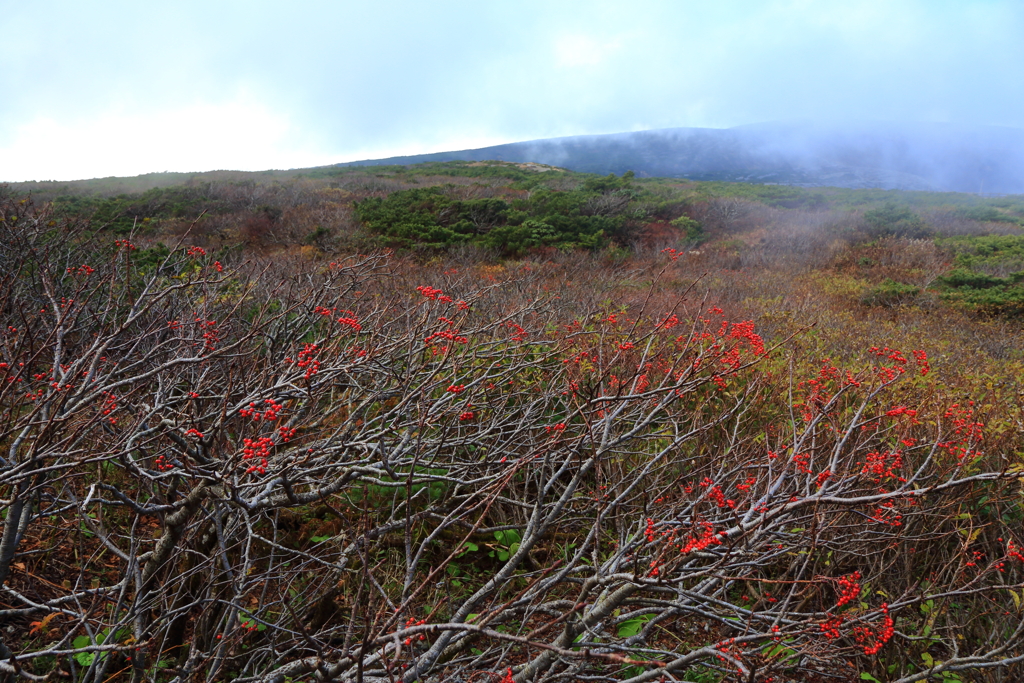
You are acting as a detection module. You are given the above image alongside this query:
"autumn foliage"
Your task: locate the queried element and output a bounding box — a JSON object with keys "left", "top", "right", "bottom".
{"left": 1, "top": 189, "right": 1023, "bottom": 683}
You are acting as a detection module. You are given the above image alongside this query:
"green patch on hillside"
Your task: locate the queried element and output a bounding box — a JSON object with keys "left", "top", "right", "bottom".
{"left": 53, "top": 184, "right": 254, "bottom": 233}
{"left": 934, "top": 235, "right": 1024, "bottom": 316}
{"left": 354, "top": 174, "right": 642, "bottom": 253}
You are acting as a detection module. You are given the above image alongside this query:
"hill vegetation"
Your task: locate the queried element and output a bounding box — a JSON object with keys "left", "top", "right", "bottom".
{"left": 2, "top": 162, "right": 1024, "bottom": 682}
{"left": 333, "top": 122, "right": 1024, "bottom": 194}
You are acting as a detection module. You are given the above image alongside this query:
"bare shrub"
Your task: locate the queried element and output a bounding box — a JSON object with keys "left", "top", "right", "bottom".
{"left": 2, "top": 195, "right": 1023, "bottom": 683}
{"left": 922, "top": 208, "right": 1022, "bottom": 237}
{"left": 691, "top": 197, "right": 769, "bottom": 235}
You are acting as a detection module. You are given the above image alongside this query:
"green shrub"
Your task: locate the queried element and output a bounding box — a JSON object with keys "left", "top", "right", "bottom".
{"left": 670, "top": 215, "right": 706, "bottom": 242}
{"left": 931, "top": 236, "right": 1024, "bottom": 316}
{"left": 956, "top": 206, "right": 1022, "bottom": 224}
{"left": 863, "top": 203, "right": 932, "bottom": 238}
{"left": 936, "top": 268, "right": 1006, "bottom": 290}
{"left": 939, "top": 284, "right": 1024, "bottom": 317}
{"left": 861, "top": 279, "right": 920, "bottom": 307}
{"left": 353, "top": 182, "right": 628, "bottom": 254}
{"left": 133, "top": 242, "right": 170, "bottom": 274}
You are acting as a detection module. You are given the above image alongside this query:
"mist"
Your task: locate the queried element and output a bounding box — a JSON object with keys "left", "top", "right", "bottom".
{"left": 335, "top": 121, "right": 1024, "bottom": 193}
{"left": 1, "top": 0, "right": 1023, "bottom": 182}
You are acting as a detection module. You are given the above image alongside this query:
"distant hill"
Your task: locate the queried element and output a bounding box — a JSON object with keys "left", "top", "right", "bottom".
{"left": 338, "top": 121, "right": 1024, "bottom": 194}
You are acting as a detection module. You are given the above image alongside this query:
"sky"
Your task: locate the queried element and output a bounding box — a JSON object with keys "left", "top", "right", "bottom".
{"left": 1, "top": 0, "right": 1022, "bottom": 182}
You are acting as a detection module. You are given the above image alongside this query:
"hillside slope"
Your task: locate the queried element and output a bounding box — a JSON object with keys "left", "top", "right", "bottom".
{"left": 338, "top": 121, "right": 1024, "bottom": 193}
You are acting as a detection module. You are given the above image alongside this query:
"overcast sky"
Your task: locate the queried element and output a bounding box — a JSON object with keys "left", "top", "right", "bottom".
{"left": 2, "top": 0, "right": 1022, "bottom": 181}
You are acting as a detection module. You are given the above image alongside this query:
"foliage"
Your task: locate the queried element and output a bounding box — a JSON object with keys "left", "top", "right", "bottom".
{"left": 933, "top": 236, "right": 1024, "bottom": 316}
{"left": 53, "top": 184, "right": 241, "bottom": 232}
{"left": 2, "top": 192, "right": 1023, "bottom": 683}
{"left": 861, "top": 278, "right": 922, "bottom": 307}
{"left": 670, "top": 214, "right": 706, "bottom": 242}
{"left": 956, "top": 205, "right": 1023, "bottom": 224}
{"left": 353, "top": 179, "right": 636, "bottom": 253}
{"left": 307, "top": 160, "right": 545, "bottom": 184}
{"left": 863, "top": 202, "right": 932, "bottom": 238}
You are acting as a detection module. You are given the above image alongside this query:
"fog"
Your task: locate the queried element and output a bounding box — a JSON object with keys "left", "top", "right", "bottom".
{"left": 1, "top": 0, "right": 1023, "bottom": 182}
{"left": 335, "top": 121, "right": 1024, "bottom": 193}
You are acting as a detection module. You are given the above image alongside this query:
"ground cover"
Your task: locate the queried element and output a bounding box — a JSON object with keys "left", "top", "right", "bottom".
{"left": 1, "top": 170, "right": 1023, "bottom": 682}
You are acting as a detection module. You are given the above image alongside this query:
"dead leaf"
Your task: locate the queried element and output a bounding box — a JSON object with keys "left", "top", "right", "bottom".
{"left": 28, "top": 612, "right": 59, "bottom": 636}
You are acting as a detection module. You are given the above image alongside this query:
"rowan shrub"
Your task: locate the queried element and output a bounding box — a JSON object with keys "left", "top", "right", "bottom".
{"left": 1, "top": 192, "right": 1022, "bottom": 683}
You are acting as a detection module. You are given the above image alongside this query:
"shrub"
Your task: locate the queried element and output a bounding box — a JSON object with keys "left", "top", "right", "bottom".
{"left": 938, "top": 280, "right": 1024, "bottom": 316}
{"left": 864, "top": 202, "right": 933, "bottom": 238}
{"left": 3, "top": 196, "right": 1023, "bottom": 682}
{"left": 352, "top": 180, "right": 638, "bottom": 254}
{"left": 670, "top": 214, "right": 706, "bottom": 242}
{"left": 861, "top": 278, "right": 921, "bottom": 306}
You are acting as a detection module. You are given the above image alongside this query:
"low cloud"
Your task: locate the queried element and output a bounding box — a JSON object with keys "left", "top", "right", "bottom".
{"left": 2, "top": 0, "right": 1022, "bottom": 180}
{"left": 0, "top": 94, "right": 336, "bottom": 181}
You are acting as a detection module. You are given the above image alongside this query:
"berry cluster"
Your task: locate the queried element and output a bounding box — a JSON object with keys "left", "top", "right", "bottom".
{"left": 240, "top": 398, "right": 282, "bottom": 421}
{"left": 242, "top": 437, "right": 273, "bottom": 474}
{"left": 835, "top": 571, "right": 861, "bottom": 607}
{"left": 295, "top": 343, "right": 320, "bottom": 378}
{"left": 402, "top": 617, "right": 427, "bottom": 646}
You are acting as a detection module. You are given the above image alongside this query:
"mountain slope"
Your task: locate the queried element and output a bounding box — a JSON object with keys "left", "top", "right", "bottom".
{"left": 338, "top": 121, "right": 1024, "bottom": 193}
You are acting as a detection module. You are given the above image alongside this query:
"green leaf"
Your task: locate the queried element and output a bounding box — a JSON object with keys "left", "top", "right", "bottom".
{"left": 73, "top": 626, "right": 126, "bottom": 667}
{"left": 240, "top": 616, "right": 267, "bottom": 632}
{"left": 616, "top": 614, "right": 652, "bottom": 638}
{"left": 309, "top": 535, "right": 330, "bottom": 543}
{"left": 494, "top": 529, "right": 521, "bottom": 546}
{"left": 860, "top": 674, "right": 881, "bottom": 683}
{"left": 239, "top": 610, "right": 268, "bottom": 632}
{"left": 74, "top": 651, "right": 96, "bottom": 667}
{"left": 921, "top": 652, "right": 934, "bottom": 668}
{"left": 72, "top": 635, "right": 98, "bottom": 666}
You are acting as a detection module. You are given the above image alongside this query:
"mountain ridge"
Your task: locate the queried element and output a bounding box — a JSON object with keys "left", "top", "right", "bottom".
{"left": 337, "top": 121, "right": 1024, "bottom": 194}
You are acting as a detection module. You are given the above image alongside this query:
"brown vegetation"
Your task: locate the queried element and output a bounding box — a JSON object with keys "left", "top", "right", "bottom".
{"left": 1, "top": 177, "right": 1023, "bottom": 683}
